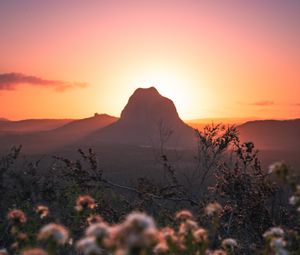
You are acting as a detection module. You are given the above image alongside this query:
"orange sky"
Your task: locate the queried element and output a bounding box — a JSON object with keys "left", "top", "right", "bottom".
{"left": 0, "top": 1, "right": 300, "bottom": 120}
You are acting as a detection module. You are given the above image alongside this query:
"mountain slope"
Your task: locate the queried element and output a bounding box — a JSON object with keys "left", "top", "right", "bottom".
{"left": 238, "top": 119, "right": 300, "bottom": 151}
{"left": 51, "top": 114, "right": 118, "bottom": 139}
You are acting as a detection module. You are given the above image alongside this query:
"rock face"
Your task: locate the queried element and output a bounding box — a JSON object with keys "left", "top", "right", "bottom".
{"left": 91, "top": 87, "right": 196, "bottom": 148}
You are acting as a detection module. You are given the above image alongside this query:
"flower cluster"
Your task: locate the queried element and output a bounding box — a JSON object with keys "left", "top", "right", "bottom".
{"left": 6, "top": 194, "right": 300, "bottom": 255}
{"left": 3, "top": 198, "right": 240, "bottom": 255}
{"left": 75, "top": 208, "right": 234, "bottom": 255}
{"left": 77, "top": 211, "right": 158, "bottom": 254}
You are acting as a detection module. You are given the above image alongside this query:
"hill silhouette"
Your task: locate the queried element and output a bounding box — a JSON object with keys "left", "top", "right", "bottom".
{"left": 0, "top": 118, "right": 73, "bottom": 133}
{"left": 238, "top": 119, "right": 300, "bottom": 151}
{"left": 89, "top": 87, "right": 196, "bottom": 148}
{"left": 0, "top": 114, "right": 117, "bottom": 153}
{"left": 51, "top": 113, "right": 117, "bottom": 139}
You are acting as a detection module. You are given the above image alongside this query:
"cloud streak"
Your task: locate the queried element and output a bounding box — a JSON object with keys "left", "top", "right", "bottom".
{"left": 291, "top": 103, "right": 300, "bottom": 107}
{"left": 238, "top": 100, "right": 275, "bottom": 106}
{"left": 249, "top": 100, "right": 274, "bottom": 106}
{"left": 0, "top": 73, "right": 89, "bottom": 92}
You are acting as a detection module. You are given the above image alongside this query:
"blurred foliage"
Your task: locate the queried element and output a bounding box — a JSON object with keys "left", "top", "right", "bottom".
{"left": 0, "top": 124, "right": 299, "bottom": 254}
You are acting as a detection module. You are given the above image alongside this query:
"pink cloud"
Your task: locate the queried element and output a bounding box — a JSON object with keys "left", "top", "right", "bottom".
{"left": 0, "top": 73, "right": 89, "bottom": 92}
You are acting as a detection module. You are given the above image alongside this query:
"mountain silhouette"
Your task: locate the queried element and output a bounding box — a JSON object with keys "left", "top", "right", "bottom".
{"left": 0, "top": 119, "right": 73, "bottom": 133}
{"left": 238, "top": 119, "right": 300, "bottom": 151}
{"left": 0, "top": 114, "right": 117, "bottom": 153}
{"left": 51, "top": 113, "right": 117, "bottom": 140}
{"left": 89, "top": 87, "right": 196, "bottom": 148}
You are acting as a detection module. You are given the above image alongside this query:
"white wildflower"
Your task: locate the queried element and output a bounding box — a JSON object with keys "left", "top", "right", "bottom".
{"left": 263, "top": 227, "right": 284, "bottom": 239}
{"left": 153, "top": 241, "right": 169, "bottom": 254}
{"left": 36, "top": 205, "right": 49, "bottom": 219}
{"left": 192, "top": 228, "right": 208, "bottom": 243}
{"left": 7, "top": 209, "right": 27, "bottom": 224}
{"left": 268, "top": 162, "right": 286, "bottom": 174}
{"left": 76, "top": 236, "right": 103, "bottom": 255}
{"left": 289, "top": 195, "right": 299, "bottom": 206}
{"left": 86, "top": 222, "right": 109, "bottom": 240}
{"left": 38, "top": 223, "right": 69, "bottom": 244}
{"left": 116, "top": 212, "right": 158, "bottom": 249}
{"left": 179, "top": 220, "right": 198, "bottom": 236}
{"left": 205, "top": 202, "right": 222, "bottom": 216}
{"left": 175, "top": 210, "right": 194, "bottom": 221}
{"left": 75, "top": 195, "right": 97, "bottom": 212}
{"left": 222, "top": 238, "right": 238, "bottom": 249}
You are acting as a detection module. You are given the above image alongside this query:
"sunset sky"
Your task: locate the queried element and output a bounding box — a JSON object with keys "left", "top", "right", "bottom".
{"left": 0, "top": 0, "right": 299, "bottom": 121}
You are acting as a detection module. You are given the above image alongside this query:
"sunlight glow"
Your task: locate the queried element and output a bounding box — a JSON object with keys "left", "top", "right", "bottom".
{"left": 126, "top": 69, "right": 207, "bottom": 119}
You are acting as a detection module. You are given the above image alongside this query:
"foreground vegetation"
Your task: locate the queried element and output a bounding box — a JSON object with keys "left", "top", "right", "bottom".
{"left": 2, "top": 190, "right": 300, "bottom": 255}
{"left": 0, "top": 125, "right": 299, "bottom": 254}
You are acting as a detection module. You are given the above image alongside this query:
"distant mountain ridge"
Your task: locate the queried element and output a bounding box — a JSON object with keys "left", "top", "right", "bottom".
{"left": 51, "top": 113, "right": 117, "bottom": 139}
{"left": 187, "top": 117, "right": 257, "bottom": 130}
{"left": 0, "top": 88, "right": 300, "bottom": 154}
{"left": 238, "top": 119, "right": 300, "bottom": 151}
{"left": 0, "top": 119, "right": 74, "bottom": 133}
{"left": 0, "top": 114, "right": 117, "bottom": 153}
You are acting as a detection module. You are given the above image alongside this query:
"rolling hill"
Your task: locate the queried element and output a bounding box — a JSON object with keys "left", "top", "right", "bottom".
{"left": 0, "top": 114, "right": 117, "bottom": 153}
{"left": 238, "top": 119, "right": 300, "bottom": 151}
{"left": 0, "top": 119, "right": 74, "bottom": 133}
